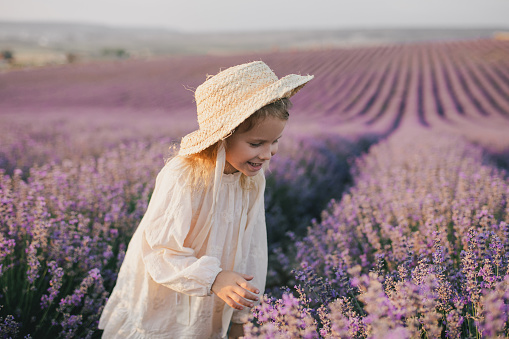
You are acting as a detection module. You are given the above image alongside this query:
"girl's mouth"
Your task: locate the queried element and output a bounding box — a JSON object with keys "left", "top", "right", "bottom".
{"left": 248, "top": 161, "right": 262, "bottom": 170}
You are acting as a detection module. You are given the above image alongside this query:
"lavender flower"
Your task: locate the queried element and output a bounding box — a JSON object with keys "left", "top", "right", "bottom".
{"left": 25, "top": 243, "right": 41, "bottom": 288}
{"left": 40, "top": 261, "right": 64, "bottom": 309}
{"left": 0, "top": 313, "right": 21, "bottom": 338}
{"left": 477, "top": 275, "right": 509, "bottom": 339}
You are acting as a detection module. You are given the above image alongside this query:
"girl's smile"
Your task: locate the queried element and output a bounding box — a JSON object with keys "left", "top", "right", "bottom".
{"left": 224, "top": 116, "right": 287, "bottom": 176}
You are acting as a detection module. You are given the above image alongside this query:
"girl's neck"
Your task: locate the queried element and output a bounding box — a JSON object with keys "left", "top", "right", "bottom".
{"left": 223, "top": 161, "right": 239, "bottom": 175}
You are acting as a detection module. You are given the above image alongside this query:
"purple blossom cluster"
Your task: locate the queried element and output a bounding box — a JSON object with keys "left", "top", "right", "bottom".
{"left": 247, "top": 131, "right": 509, "bottom": 338}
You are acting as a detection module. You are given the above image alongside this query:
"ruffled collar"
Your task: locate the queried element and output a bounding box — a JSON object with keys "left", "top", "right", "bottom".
{"left": 222, "top": 170, "right": 242, "bottom": 183}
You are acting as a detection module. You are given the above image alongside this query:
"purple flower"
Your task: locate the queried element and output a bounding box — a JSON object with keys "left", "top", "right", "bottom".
{"left": 40, "top": 261, "right": 65, "bottom": 309}
{"left": 25, "top": 243, "right": 41, "bottom": 287}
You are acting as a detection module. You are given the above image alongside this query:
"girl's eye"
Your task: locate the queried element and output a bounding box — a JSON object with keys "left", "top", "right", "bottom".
{"left": 249, "top": 143, "right": 261, "bottom": 147}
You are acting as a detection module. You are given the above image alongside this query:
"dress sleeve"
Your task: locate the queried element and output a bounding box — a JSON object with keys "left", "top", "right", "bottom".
{"left": 140, "top": 159, "right": 222, "bottom": 297}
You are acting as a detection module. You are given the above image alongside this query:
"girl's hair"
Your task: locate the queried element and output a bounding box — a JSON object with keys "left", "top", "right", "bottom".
{"left": 178, "top": 97, "right": 292, "bottom": 190}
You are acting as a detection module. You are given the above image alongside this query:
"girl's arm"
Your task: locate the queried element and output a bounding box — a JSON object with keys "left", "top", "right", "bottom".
{"left": 140, "top": 161, "right": 222, "bottom": 297}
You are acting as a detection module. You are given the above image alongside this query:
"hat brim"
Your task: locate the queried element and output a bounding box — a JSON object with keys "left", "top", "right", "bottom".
{"left": 178, "top": 73, "right": 314, "bottom": 156}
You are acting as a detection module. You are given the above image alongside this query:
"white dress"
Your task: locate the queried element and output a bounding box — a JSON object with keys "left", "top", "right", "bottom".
{"left": 98, "top": 145, "right": 268, "bottom": 339}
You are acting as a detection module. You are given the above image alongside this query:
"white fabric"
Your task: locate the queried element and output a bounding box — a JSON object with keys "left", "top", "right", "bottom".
{"left": 98, "top": 143, "right": 268, "bottom": 338}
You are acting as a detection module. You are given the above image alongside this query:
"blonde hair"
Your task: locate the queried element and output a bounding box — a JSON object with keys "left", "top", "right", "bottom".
{"left": 177, "top": 98, "right": 292, "bottom": 190}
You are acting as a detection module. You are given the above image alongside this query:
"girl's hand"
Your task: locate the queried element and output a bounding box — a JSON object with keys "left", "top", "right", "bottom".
{"left": 211, "top": 270, "right": 259, "bottom": 310}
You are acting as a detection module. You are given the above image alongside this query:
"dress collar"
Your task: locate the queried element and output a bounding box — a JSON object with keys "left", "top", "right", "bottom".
{"left": 222, "top": 170, "right": 242, "bottom": 183}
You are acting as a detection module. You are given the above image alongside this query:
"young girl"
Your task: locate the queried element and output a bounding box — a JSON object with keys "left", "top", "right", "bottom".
{"left": 98, "top": 61, "right": 313, "bottom": 338}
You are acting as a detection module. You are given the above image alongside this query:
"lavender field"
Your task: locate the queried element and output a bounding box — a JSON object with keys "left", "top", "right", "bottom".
{"left": 1, "top": 38, "right": 509, "bottom": 338}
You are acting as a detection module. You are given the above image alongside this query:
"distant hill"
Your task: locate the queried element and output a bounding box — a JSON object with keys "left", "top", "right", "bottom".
{"left": 0, "top": 21, "right": 507, "bottom": 67}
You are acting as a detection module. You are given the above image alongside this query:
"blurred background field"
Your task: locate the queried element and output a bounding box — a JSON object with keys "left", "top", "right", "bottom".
{"left": 1, "top": 21, "right": 508, "bottom": 68}
{"left": 1, "top": 1, "right": 509, "bottom": 337}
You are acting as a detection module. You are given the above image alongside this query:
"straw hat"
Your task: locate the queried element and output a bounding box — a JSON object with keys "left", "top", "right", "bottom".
{"left": 178, "top": 61, "right": 314, "bottom": 156}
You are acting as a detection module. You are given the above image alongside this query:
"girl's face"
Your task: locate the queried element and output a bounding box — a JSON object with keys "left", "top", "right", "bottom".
{"left": 224, "top": 116, "right": 287, "bottom": 176}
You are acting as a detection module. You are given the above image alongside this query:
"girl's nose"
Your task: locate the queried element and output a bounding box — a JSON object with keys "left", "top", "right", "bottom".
{"left": 259, "top": 152, "right": 271, "bottom": 160}
{"left": 271, "top": 143, "right": 279, "bottom": 157}
{"left": 260, "top": 146, "right": 272, "bottom": 160}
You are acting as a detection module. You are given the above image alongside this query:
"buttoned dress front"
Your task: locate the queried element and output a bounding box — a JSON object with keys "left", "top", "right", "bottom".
{"left": 98, "top": 148, "right": 268, "bottom": 339}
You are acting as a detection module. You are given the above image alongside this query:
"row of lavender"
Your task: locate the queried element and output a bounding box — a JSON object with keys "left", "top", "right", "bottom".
{"left": 263, "top": 133, "right": 377, "bottom": 288}
{"left": 316, "top": 40, "right": 509, "bottom": 127}
{"left": 296, "top": 39, "right": 509, "bottom": 128}
{"left": 2, "top": 40, "right": 509, "bottom": 135}
{"left": 245, "top": 130, "right": 509, "bottom": 338}
{"left": 0, "top": 129, "right": 371, "bottom": 337}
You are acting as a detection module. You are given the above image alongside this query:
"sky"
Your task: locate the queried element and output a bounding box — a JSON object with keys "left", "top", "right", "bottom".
{"left": 1, "top": 0, "right": 508, "bottom": 32}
